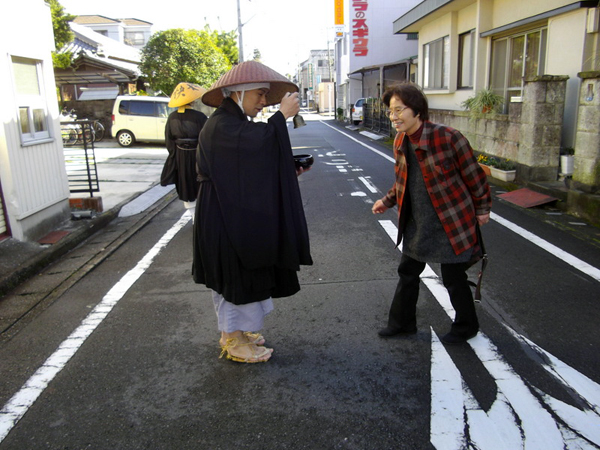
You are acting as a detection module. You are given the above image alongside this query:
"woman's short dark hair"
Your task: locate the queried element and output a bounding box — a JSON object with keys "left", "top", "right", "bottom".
{"left": 382, "top": 83, "right": 429, "bottom": 121}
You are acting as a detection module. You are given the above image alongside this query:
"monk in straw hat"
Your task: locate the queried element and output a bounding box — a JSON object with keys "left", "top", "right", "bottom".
{"left": 193, "top": 61, "right": 313, "bottom": 363}
{"left": 160, "top": 82, "right": 208, "bottom": 220}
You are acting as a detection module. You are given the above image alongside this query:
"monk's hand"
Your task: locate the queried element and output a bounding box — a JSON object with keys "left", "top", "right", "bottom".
{"left": 280, "top": 92, "right": 300, "bottom": 119}
{"left": 296, "top": 166, "right": 312, "bottom": 177}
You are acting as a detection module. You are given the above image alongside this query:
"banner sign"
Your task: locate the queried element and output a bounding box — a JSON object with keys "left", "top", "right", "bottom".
{"left": 334, "top": 0, "right": 344, "bottom": 25}
{"left": 352, "top": 0, "right": 368, "bottom": 56}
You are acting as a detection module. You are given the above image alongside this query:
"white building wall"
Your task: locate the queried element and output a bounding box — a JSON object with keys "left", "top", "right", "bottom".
{"left": 347, "top": 0, "right": 419, "bottom": 73}
{"left": 86, "top": 23, "right": 124, "bottom": 43}
{"left": 0, "top": 0, "right": 70, "bottom": 241}
{"left": 336, "top": 0, "right": 421, "bottom": 115}
{"left": 490, "top": 0, "right": 577, "bottom": 29}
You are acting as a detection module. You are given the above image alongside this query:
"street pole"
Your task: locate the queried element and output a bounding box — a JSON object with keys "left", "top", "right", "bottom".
{"left": 237, "top": 0, "right": 244, "bottom": 62}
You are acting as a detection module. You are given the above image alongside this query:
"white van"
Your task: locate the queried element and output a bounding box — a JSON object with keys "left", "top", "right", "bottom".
{"left": 111, "top": 96, "right": 175, "bottom": 147}
{"left": 351, "top": 98, "right": 365, "bottom": 125}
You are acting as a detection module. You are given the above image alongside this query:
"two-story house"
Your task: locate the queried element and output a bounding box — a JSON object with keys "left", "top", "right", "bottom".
{"left": 391, "top": 0, "right": 599, "bottom": 195}
{"left": 55, "top": 21, "right": 143, "bottom": 129}
{"left": 72, "top": 15, "right": 152, "bottom": 50}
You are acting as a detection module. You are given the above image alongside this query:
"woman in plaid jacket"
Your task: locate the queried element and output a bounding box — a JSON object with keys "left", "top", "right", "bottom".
{"left": 372, "top": 83, "right": 491, "bottom": 345}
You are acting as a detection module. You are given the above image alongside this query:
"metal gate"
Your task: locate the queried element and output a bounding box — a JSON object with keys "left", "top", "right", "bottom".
{"left": 62, "top": 120, "right": 100, "bottom": 196}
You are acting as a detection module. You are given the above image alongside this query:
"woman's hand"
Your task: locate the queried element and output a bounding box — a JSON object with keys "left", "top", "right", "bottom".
{"left": 476, "top": 213, "right": 490, "bottom": 226}
{"left": 372, "top": 199, "right": 388, "bottom": 214}
{"left": 279, "top": 92, "right": 300, "bottom": 120}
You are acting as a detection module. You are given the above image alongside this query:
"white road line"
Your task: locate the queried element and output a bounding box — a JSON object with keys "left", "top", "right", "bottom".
{"left": 358, "top": 176, "right": 379, "bottom": 193}
{"left": 322, "top": 122, "right": 395, "bottom": 163}
{"left": 0, "top": 211, "right": 191, "bottom": 443}
{"left": 491, "top": 212, "right": 600, "bottom": 282}
{"left": 379, "top": 219, "right": 600, "bottom": 449}
{"left": 430, "top": 330, "right": 521, "bottom": 450}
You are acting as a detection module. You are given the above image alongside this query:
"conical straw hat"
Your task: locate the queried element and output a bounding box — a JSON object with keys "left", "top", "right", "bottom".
{"left": 202, "top": 60, "right": 298, "bottom": 107}
{"left": 168, "top": 83, "right": 207, "bottom": 108}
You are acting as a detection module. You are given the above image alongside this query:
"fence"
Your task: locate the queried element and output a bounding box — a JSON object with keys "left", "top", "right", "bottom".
{"left": 362, "top": 98, "right": 391, "bottom": 137}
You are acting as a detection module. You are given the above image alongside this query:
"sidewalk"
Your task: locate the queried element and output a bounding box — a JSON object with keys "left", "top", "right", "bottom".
{"left": 0, "top": 139, "right": 174, "bottom": 299}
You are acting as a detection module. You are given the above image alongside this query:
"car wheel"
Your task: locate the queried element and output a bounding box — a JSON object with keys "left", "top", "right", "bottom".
{"left": 117, "top": 130, "right": 135, "bottom": 147}
{"left": 353, "top": 120, "right": 360, "bottom": 125}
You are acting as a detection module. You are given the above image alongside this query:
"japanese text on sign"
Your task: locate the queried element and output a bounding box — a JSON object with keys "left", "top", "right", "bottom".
{"left": 335, "top": 0, "right": 344, "bottom": 25}
{"left": 352, "top": 0, "right": 368, "bottom": 56}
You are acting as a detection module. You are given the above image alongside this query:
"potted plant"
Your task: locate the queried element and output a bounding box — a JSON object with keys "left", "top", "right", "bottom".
{"left": 560, "top": 147, "right": 574, "bottom": 176}
{"left": 487, "top": 157, "right": 516, "bottom": 181}
{"left": 462, "top": 89, "right": 505, "bottom": 115}
{"left": 477, "top": 154, "right": 492, "bottom": 175}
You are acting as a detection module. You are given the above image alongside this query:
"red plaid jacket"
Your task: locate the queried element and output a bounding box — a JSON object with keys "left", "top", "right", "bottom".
{"left": 382, "top": 121, "right": 491, "bottom": 255}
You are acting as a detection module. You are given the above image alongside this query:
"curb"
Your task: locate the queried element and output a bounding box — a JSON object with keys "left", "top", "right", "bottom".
{"left": 0, "top": 209, "right": 117, "bottom": 299}
{"left": 0, "top": 184, "right": 176, "bottom": 300}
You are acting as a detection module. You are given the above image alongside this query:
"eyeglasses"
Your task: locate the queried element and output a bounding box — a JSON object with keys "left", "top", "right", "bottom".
{"left": 386, "top": 106, "right": 409, "bottom": 117}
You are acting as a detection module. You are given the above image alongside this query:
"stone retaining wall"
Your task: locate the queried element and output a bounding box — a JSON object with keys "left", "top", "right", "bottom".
{"left": 573, "top": 72, "right": 600, "bottom": 193}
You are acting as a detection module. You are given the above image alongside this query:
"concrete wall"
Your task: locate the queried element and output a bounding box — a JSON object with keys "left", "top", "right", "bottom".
{"left": 518, "top": 76, "right": 567, "bottom": 181}
{"left": 428, "top": 76, "right": 567, "bottom": 183}
{"left": 62, "top": 99, "right": 115, "bottom": 132}
{"left": 546, "top": 9, "right": 589, "bottom": 148}
{"left": 428, "top": 74, "right": 599, "bottom": 197}
{"left": 573, "top": 72, "right": 600, "bottom": 192}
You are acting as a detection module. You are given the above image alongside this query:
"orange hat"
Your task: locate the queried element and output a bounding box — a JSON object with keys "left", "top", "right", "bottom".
{"left": 202, "top": 61, "right": 298, "bottom": 107}
{"left": 168, "top": 83, "right": 207, "bottom": 108}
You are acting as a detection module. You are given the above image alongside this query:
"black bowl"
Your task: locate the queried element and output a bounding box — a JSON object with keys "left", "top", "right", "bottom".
{"left": 293, "top": 154, "right": 314, "bottom": 170}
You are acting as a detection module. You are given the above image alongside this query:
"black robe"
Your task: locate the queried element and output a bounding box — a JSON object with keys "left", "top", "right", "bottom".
{"left": 160, "top": 108, "right": 208, "bottom": 202}
{"left": 192, "top": 97, "right": 312, "bottom": 305}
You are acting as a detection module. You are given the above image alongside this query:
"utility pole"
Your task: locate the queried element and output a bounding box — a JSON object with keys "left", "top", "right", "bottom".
{"left": 237, "top": 0, "right": 244, "bottom": 62}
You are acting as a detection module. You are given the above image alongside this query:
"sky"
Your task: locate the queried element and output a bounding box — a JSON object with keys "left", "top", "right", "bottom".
{"left": 58, "top": 0, "right": 336, "bottom": 76}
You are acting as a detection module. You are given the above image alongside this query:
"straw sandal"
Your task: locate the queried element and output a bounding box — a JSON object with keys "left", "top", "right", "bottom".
{"left": 243, "top": 332, "right": 266, "bottom": 346}
{"left": 219, "top": 337, "right": 272, "bottom": 363}
{"left": 219, "top": 332, "right": 265, "bottom": 348}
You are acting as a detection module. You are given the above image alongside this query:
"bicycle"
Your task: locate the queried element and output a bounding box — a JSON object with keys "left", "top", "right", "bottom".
{"left": 61, "top": 126, "right": 78, "bottom": 146}
{"left": 61, "top": 108, "right": 106, "bottom": 143}
{"left": 91, "top": 121, "right": 105, "bottom": 142}
{"left": 60, "top": 109, "right": 79, "bottom": 146}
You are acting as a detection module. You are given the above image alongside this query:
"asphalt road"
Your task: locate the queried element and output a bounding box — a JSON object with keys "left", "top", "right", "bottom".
{"left": 0, "top": 116, "right": 599, "bottom": 449}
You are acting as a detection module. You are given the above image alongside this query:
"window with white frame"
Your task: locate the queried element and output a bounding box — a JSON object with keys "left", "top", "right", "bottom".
{"left": 458, "top": 30, "right": 475, "bottom": 89}
{"left": 490, "top": 27, "right": 547, "bottom": 106}
{"left": 423, "top": 36, "right": 449, "bottom": 89}
{"left": 124, "top": 31, "right": 145, "bottom": 46}
{"left": 12, "top": 56, "right": 50, "bottom": 143}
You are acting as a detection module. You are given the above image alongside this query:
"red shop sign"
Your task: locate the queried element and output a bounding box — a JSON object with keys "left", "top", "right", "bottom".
{"left": 352, "top": 0, "right": 368, "bottom": 56}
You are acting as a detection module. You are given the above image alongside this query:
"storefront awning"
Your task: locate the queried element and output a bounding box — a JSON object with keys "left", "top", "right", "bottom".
{"left": 349, "top": 57, "right": 417, "bottom": 76}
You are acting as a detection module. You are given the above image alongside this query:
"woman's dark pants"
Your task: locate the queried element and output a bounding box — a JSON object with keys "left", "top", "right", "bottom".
{"left": 387, "top": 254, "right": 479, "bottom": 337}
